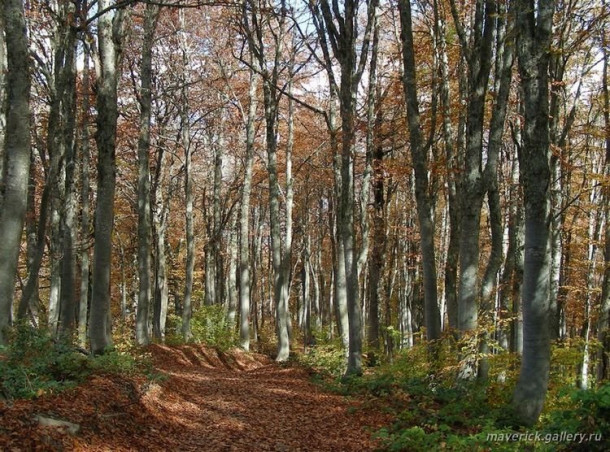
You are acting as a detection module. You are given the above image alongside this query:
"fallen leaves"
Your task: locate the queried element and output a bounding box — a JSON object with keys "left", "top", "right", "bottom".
{"left": 0, "top": 344, "right": 389, "bottom": 451}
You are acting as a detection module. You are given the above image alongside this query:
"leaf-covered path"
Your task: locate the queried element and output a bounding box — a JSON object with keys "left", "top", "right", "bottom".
{"left": 0, "top": 345, "right": 389, "bottom": 451}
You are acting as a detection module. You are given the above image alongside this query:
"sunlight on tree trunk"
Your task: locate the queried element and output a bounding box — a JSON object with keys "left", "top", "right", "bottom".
{"left": 90, "top": 0, "right": 125, "bottom": 354}
{"left": 512, "top": 0, "right": 554, "bottom": 426}
{"left": 135, "top": 3, "right": 159, "bottom": 346}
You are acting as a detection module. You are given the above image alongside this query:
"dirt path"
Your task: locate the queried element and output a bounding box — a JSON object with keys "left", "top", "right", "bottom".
{"left": 0, "top": 344, "right": 388, "bottom": 451}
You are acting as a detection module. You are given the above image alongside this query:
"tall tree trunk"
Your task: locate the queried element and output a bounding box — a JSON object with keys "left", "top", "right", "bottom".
{"left": 135, "top": 3, "right": 159, "bottom": 346}
{"left": 23, "top": 154, "right": 40, "bottom": 325}
{"left": 89, "top": 0, "right": 125, "bottom": 354}
{"left": 152, "top": 155, "right": 172, "bottom": 341}
{"left": 0, "top": 0, "right": 32, "bottom": 344}
{"left": 365, "top": 13, "right": 381, "bottom": 354}
{"left": 266, "top": 81, "right": 289, "bottom": 360}
{"left": 580, "top": 183, "right": 603, "bottom": 389}
{"left": 435, "top": 0, "right": 459, "bottom": 331}
{"left": 78, "top": 45, "right": 92, "bottom": 347}
{"left": 239, "top": 68, "right": 257, "bottom": 351}
{"left": 448, "top": 1, "right": 496, "bottom": 381}
{"left": 312, "top": 0, "right": 378, "bottom": 376}
{"left": 278, "top": 67, "right": 295, "bottom": 360}
{"left": 398, "top": 0, "right": 442, "bottom": 342}
{"left": 180, "top": 8, "right": 195, "bottom": 340}
{"left": 500, "top": 124, "right": 525, "bottom": 354}
{"left": 512, "top": 0, "right": 554, "bottom": 426}
{"left": 58, "top": 0, "right": 80, "bottom": 338}
{"left": 208, "top": 107, "right": 225, "bottom": 307}
{"left": 329, "top": 99, "right": 349, "bottom": 353}
{"left": 18, "top": 153, "right": 48, "bottom": 322}
{"left": 49, "top": 199, "right": 63, "bottom": 335}
{"left": 242, "top": 0, "right": 292, "bottom": 361}
{"left": 478, "top": 3, "right": 515, "bottom": 380}
{"left": 227, "top": 213, "right": 238, "bottom": 328}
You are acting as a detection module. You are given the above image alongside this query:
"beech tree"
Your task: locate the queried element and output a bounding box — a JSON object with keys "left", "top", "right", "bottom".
{"left": 2, "top": 0, "right": 609, "bottom": 421}
{"left": 135, "top": 3, "right": 160, "bottom": 346}
{"left": 0, "top": 0, "right": 31, "bottom": 344}
{"left": 308, "top": 0, "right": 378, "bottom": 375}
{"left": 89, "top": 0, "right": 126, "bottom": 354}
{"left": 241, "top": 0, "right": 294, "bottom": 361}
{"left": 238, "top": 65, "right": 258, "bottom": 351}
{"left": 512, "top": 0, "right": 554, "bottom": 426}
{"left": 398, "top": 0, "right": 441, "bottom": 343}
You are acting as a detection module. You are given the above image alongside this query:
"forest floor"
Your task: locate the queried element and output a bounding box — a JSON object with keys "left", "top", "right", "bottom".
{"left": 0, "top": 344, "right": 391, "bottom": 451}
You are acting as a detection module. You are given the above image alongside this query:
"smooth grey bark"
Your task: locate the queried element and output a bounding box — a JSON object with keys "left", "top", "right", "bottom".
{"left": 499, "top": 123, "right": 525, "bottom": 354}
{"left": 328, "top": 97, "right": 350, "bottom": 353}
{"left": 78, "top": 45, "right": 92, "bottom": 347}
{"left": 152, "top": 142, "right": 173, "bottom": 341}
{"left": 448, "top": 0, "right": 495, "bottom": 342}
{"left": 512, "top": 0, "right": 554, "bottom": 426}
{"left": 18, "top": 165, "right": 51, "bottom": 322}
{"left": 117, "top": 239, "right": 128, "bottom": 322}
{"left": 21, "top": 154, "right": 40, "bottom": 325}
{"left": 311, "top": 241, "right": 322, "bottom": 331}
{"left": 178, "top": 8, "right": 195, "bottom": 341}
{"left": 435, "top": 0, "right": 459, "bottom": 331}
{"left": 280, "top": 64, "right": 295, "bottom": 360}
{"left": 49, "top": 202, "right": 63, "bottom": 334}
{"left": 0, "top": 0, "right": 32, "bottom": 344}
{"left": 250, "top": 202, "right": 264, "bottom": 342}
{"left": 204, "top": 235, "right": 217, "bottom": 306}
{"left": 580, "top": 182, "right": 603, "bottom": 389}
{"left": 238, "top": 67, "right": 258, "bottom": 351}
{"left": 89, "top": 0, "right": 125, "bottom": 354}
{"left": 480, "top": 2, "right": 514, "bottom": 311}
{"left": 57, "top": 0, "right": 80, "bottom": 338}
{"left": 365, "top": 13, "right": 381, "bottom": 353}
{"left": 215, "top": 112, "right": 226, "bottom": 305}
{"left": 135, "top": 3, "right": 159, "bottom": 346}
{"left": 311, "top": 0, "right": 378, "bottom": 376}
{"left": 242, "top": 0, "right": 291, "bottom": 361}
{"left": 204, "top": 118, "right": 224, "bottom": 308}
{"left": 227, "top": 213, "right": 238, "bottom": 327}
{"left": 398, "top": 0, "right": 442, "bottom": 342}
{"left": 331, "top": 174, "right": 350, "bottom": 353}
{"left": 478, "top": 3, "right": 515, "bottom": 381}
{"left": 301, "top": 229, "right": 312, "bottom": 345}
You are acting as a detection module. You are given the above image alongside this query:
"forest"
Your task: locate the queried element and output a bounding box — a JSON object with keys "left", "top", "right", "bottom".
{"left": 0, "top": 0, "right": 609, "bottom": 450}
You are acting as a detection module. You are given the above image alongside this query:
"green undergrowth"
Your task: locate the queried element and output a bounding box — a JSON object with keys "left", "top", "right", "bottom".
{"left": 299, "top": 335, "right": 610, "bottom": 451}
{"left": 0, "top": 324, "right": 160, "bottom": 401}
{"left": 165, "top": 304, "right": 238, "bottom": 350}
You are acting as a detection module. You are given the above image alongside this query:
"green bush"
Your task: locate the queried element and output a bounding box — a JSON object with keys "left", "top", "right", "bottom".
{"left": 542, "top": 384, "right": 610, "bottom": 451}
{"left": 190, "top": 305, "right": 237, "bottom": 349}
{"left": 167, "top": 305, "right": 237, "bottom": 350}
{"left": 0, "top": 324, "right": 154, "bottom": 401}
{"left": 299, "top": 342, "right": 346, "bottom": 378}
{"left": 0, "top": 325, "right": 88, "bottom": 399}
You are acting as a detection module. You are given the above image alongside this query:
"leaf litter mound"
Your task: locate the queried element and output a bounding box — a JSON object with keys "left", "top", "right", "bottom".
{"left": 0, "top": 344, "right": 389, "bottom": 451}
